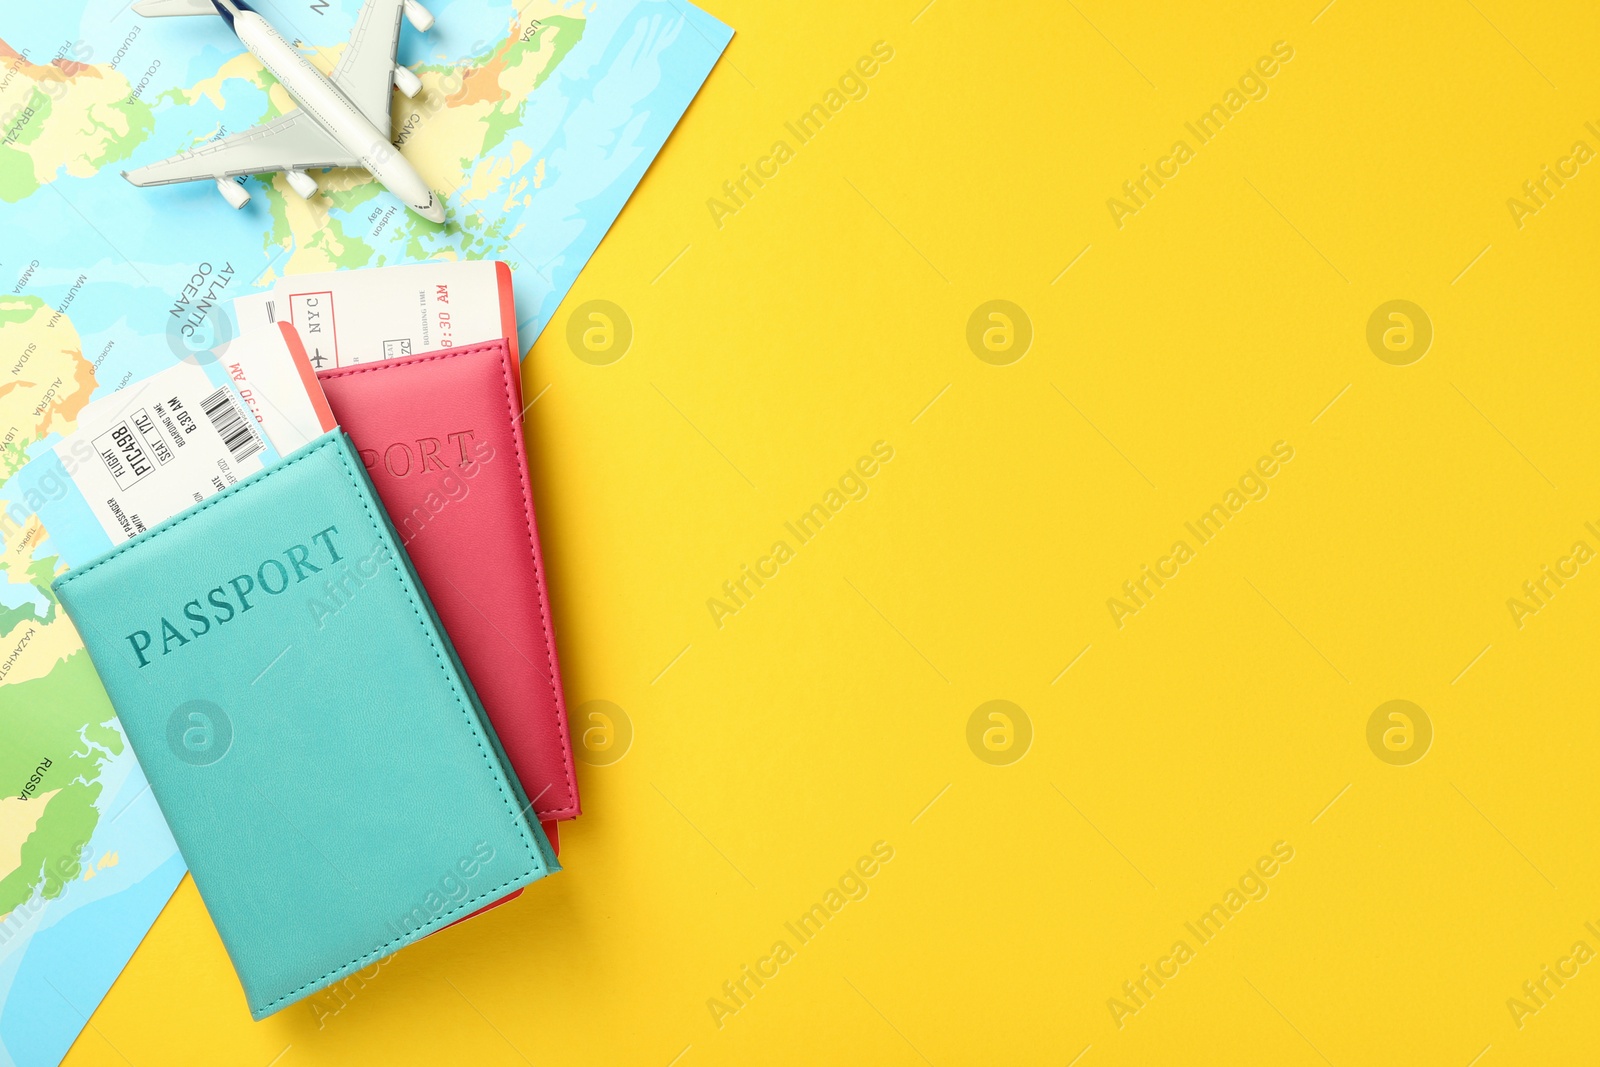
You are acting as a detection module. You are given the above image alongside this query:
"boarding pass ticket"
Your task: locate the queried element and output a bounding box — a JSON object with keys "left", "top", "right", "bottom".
{"left": 231, "top": 260, "right": 518, "bottom": 368}
{"left": 11, "top": 325, "right": 333, "bottom": 567}
{"left": 219, "top": 321, "right": 337, "bottom": 453}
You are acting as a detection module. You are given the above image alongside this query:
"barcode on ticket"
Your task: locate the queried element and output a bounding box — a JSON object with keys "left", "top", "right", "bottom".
{"left": 201, "top": 387, "right": 264, "bottom": 464}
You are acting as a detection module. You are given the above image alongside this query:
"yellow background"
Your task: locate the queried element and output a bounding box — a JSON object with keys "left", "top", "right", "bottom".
{"left": 64, "top": 0, "right": 1600, "bottom": 1063}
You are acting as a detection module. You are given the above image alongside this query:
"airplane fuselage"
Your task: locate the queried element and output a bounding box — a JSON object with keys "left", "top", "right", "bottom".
{"left": 232, "top": 10, "right": 443, "bottom": 222}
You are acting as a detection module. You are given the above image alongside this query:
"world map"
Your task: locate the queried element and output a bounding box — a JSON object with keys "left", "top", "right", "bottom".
{"left": 0, "top": 2, "right": 729, "bottom": 1063}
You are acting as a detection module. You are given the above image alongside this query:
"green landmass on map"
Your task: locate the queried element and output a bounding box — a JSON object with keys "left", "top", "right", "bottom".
{"left": 0, "top": 649, "right": 118, "bottom": 915}
{"left": 0, "top": 56, "right": 157, "bottom": 204}
{"left": 478, "top": 16, "right": 585, "bottom": 155}
{"left": 0, "top": 89, "right": 52, "bottom": 204}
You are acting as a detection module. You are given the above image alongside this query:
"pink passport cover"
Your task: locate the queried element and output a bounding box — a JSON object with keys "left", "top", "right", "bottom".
{"left": 317, "top": 339, "right": 580, "bottom": 822}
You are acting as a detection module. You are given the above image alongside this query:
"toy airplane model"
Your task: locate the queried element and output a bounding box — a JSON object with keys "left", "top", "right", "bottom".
{"left": 124, "top": 0, "right": 446, "bottom": 223}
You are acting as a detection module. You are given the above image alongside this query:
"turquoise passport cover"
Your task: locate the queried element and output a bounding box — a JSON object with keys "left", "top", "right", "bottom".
{"left": 52, "top": 429, "right": 558, "bottom": 1019}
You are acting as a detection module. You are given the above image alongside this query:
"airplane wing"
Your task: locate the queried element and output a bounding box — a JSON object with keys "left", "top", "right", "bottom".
{"left": 123, "top": 111, "right": 359, "bottom": 186}
{"left": 331, "top": 0, "right": 406, "bottom": 130}
{"left": 130, "top": 0, "right": 216, "bottom": 14}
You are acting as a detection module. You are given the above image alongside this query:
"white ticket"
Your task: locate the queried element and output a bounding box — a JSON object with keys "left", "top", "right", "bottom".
{"left": 215, "top": 322, "right": 337, "bottom": 454}
{"left": 231, "top": 260, "right": 517, "bottom": 368}
{"left": 12, "top": 361, "right": 282, "bottom": 565}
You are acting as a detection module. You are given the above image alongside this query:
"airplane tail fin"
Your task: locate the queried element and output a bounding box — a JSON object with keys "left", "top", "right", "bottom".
{"left": 131, "top": 0, "right": 219, "bottom": 16}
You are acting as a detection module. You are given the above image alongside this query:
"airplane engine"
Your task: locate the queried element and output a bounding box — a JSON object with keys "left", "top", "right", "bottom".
{"left": 285, "top": 169, "right": 319, "bottom": 199}
{"left": 393, "top": 65, "right": 422, "bottom": 98}
{"left": 402, "top": 0, "right": 433, "bottom": 32}
{"left": 215, "top": 176, "right": 250, "bottom": 209}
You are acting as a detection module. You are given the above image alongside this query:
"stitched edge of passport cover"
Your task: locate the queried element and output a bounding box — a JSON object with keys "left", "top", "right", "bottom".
{"left": 53, "top": 429, "right": 558, "bottom": 1017}
{"left": 318, "top": 340, "right": 579, "bottom": 819}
